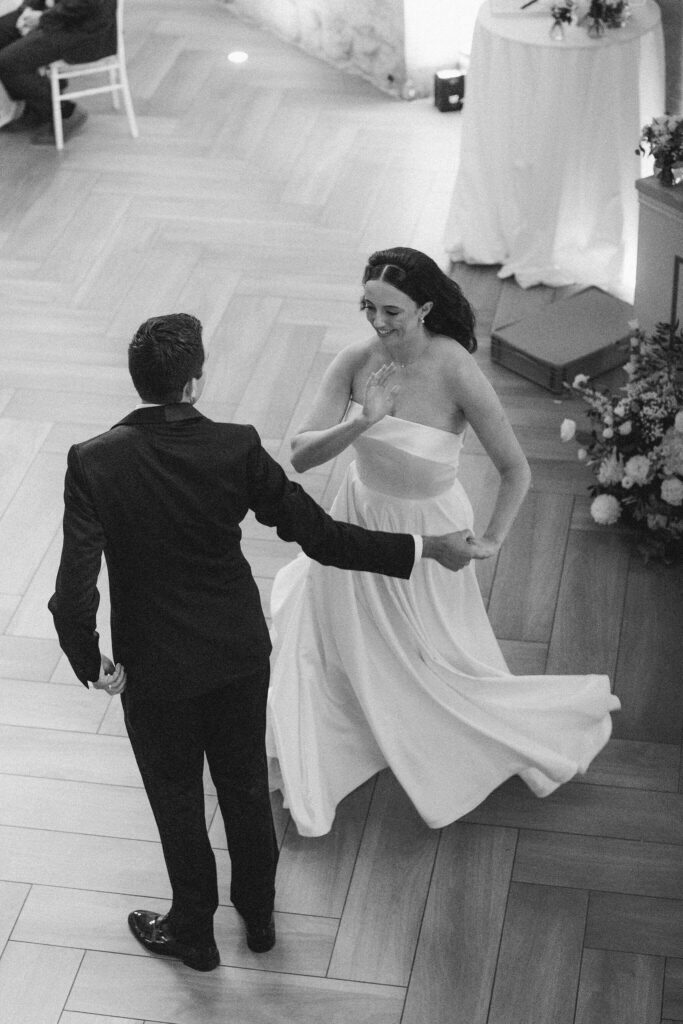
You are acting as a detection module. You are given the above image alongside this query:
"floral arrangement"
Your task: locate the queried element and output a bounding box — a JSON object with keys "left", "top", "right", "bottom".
{"left": 560, "top": 321, "right": 683, "bottom": 561}
{"left": 550, "top": 0, "right": 629, "bottom": 39}
{"left": 550, "top": 1, "right": 576, "bottom": 25}
{"left": 637, "top": 114, "right": 683, "bottom": 186}
{"left": 584, "top": 0, "right": 630, "bottom": 34}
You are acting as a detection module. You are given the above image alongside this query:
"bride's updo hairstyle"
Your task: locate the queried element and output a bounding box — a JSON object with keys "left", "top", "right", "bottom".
{"left": 362, "top": 246, "right": 477, "bottom": 353}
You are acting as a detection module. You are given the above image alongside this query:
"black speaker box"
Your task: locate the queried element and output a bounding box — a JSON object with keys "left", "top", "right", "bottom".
{"left": 434, "top": 70, "right": 465, "bottom": 112}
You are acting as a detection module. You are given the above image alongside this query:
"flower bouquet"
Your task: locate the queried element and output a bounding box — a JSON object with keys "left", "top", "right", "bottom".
{"left": 583, "top": 0, "right": 630, "bottom": 35}
{"left": 560, "top": 321, "right": 683, "bottom": 562}
{"left": 637, "top": 114, "right": 683, "bottom": 186}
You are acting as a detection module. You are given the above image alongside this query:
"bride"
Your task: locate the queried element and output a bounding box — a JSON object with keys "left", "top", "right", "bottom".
{"left": 266, "top": 246, "right": 620, "bottom": 837}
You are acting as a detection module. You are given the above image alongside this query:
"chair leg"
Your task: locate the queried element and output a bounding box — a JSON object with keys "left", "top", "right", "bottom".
{"left": 118, "top": 66, "right": 138, "bottom": 138}
{"left": 109, "top": 66, "right": 120, "bottom": 109}
{"left": 49, "top": 67, "right": 64, "bottom": 150}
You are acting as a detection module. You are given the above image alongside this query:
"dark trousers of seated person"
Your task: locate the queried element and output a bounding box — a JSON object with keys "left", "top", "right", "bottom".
{"left": 121, "top": 668, "right": 279, "bottom": 947}
{"left": 0, "top": 13, "right": 110, "bottom": 123}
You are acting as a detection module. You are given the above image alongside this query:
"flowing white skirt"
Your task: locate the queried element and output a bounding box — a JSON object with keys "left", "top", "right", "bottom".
{"left": 267, "top": 463, "right": 619, "bottom": 837}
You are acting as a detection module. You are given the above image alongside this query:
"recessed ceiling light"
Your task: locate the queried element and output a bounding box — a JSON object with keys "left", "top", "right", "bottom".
{"left": 227, "top": 51, "right": 248, "bottom": 64}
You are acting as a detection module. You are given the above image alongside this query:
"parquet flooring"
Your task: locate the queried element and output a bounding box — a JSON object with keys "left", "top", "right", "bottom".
{"left": 0, "top": 1, "right": 682, "bottom": 1022}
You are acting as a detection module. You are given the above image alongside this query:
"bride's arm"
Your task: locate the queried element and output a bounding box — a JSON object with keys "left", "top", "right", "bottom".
{"left": 290, "top": 346, "right": 397, "bottom": 473}
{"left": 450, "top": 353, "right": 531, "bottom": 555}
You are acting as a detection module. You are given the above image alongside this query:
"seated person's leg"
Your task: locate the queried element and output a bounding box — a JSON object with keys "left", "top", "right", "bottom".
{"left": 0, "top": 9, "right": 22, "bottom": 51}
{"left": 0, "top": 29, "right": 64, "bottom": 125}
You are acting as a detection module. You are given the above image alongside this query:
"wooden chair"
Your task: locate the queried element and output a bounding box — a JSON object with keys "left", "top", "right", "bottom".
{"left": 47, "top": 0, "right": 138, "bottom": 150}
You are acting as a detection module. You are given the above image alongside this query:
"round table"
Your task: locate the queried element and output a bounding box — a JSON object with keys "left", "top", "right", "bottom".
{"left": 443, "top": 0, "right": 665, "bottom": 301}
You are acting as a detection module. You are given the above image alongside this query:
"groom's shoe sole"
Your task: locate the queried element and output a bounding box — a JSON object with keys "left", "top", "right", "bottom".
{"left": 128, "top": 909, "right": 220, "bottom": 971}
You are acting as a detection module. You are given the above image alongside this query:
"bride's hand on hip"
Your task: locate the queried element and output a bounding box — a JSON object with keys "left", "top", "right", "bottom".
{"left": 361, "top": 364, "right": 399, "bottom": 425}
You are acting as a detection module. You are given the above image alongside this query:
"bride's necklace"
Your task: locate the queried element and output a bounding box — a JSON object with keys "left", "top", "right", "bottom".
{"left": 385, "top": 335, "right": 429, "bottom": 373}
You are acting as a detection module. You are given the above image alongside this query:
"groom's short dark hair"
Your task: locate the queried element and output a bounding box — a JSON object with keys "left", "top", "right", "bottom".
{"left": 129, "top": 314, "right": 205, "bottom": 404}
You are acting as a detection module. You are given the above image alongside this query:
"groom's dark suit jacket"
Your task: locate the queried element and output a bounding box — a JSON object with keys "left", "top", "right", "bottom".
{"left": 49, "top": 404, "right": 415, "bottom": 701}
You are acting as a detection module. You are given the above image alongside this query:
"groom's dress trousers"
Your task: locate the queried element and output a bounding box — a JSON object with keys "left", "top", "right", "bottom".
{"left": 49, "top": 403, "right": 414, "bottom": 945}
{"left": 0, "top": 0, "right": 117, "bottom": 122}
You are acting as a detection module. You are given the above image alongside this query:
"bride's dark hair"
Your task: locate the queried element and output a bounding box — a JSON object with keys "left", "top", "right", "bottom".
{"left": 362, "top": 246, "right": 477, "bottom": 353}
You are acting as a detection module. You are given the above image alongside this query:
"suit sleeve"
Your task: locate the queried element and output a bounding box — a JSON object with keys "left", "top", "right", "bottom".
{"left": 244, "top": 428, "right": 415, "bottom": 579}
{"left": 48, "top": 445, "right": 104, "bottom": 686}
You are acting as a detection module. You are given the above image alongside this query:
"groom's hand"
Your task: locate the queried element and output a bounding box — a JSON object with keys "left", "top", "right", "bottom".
{"left": 422, "top": 530, "right": 496, "bottom": 571}
{"left": 90, "top": 655, "right": 127, "bottom": 695}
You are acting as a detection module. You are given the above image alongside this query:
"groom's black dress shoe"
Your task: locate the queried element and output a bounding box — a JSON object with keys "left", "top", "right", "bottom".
{"left": 128, "top": 910, "right": 220, "bottom": 971}
{"left": 242, "top": 912, "right": 276, "bottom": 953}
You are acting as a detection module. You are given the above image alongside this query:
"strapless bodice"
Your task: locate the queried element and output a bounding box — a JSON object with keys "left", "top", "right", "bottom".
{"left": 347, "top": 401, "right": 466, "bottom": 499}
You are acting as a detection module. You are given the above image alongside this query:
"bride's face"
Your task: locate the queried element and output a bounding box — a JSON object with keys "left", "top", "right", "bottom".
{"left": 362, "top": 280, "right": 426, "bottom": 346}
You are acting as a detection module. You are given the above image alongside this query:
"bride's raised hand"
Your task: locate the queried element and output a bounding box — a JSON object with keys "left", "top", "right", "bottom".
{"left": 362, "top": 364, "right": 400, "bottom": 425}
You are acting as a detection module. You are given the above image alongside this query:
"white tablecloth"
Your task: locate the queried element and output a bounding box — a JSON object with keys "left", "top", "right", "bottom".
{"left": 444, "top": 0, "right": 665, "bottom": 301}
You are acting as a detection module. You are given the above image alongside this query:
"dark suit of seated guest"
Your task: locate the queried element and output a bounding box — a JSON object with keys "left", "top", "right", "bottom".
{"left": 0, "top": 0, "right": 117, "bottom": 142}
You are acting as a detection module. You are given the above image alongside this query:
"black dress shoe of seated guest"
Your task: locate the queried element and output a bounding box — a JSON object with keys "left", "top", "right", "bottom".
{"left": 241, "top": 912, "right": 276, "bottom": 953}
{"left": 128, "top": 910, "right": 220, "bottom": 971}
{"left": 0, "top": 109, "right": 45, "bottom": 133}
{"left": 31, "top": 105, "right": 88, "bottom": 146}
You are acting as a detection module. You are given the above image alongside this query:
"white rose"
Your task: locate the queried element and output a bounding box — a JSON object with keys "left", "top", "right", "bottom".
{"left": 623, "top": 362, "right": 636, "bottom": 377}
{"left": 627, "top": 319, "right": 639, "bottom": 331}
{"left": 591, "top": 494, "right": 621, "bottom": 525}
{"left": 621, "top": 476, "right": 634, "bottom": 489}
{"left": 624, "top": 454, "right": 651, "bottom": 485}
{"left": 661, "top": 477, "right": 683, "bottom": 506}
{"left": 603, "top": 427, "right": 614, "bottom": 439}
{"left": 675, "top": 410, "right": 683, "bottom": 433}
{"left": 572, "top": 374, "right": 589, "bottom": 388}
{"left": 577, "top": 448, "right": 588, "bottom": 462}
{"left": 618, "top": 421, "right": 632, "bottom": 436}
{"left": 560, "top": 418, "right": 576, "bottom": 442}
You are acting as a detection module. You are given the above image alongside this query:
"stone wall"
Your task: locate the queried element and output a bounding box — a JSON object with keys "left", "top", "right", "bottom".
{"left": 219, "top": 0, "right": 407, "bottom": 97}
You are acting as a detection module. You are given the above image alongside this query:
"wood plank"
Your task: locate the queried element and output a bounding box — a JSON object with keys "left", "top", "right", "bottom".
{"left": 574, "top": 949, "right": 664, "bottom": 1024}
{"left": 464, "top": 776, "right": 683, "bottom": 844}
{"left": 0, "top": 824, "right": 233, "bottom": 904}
{"left": 0, "top": 724, "right": 141, "bottom": 788}
{"left": 0, "top": 453, "right": 65, "bottom": 593}
{"left": 613, "top": 559, "right": 683, "bottom": 743}
{"left": 13, "top": 886, "right": 338, "bottom": 978}
{"left": 0, "top": 418, "right": 52, "bottom": 518}
{"left": 487, "top": 491, "right": 573, "bottom": 642}
{"left": 66, "top": 950, "right": 405, "bottom": 1024}
{"left": 664, "top": 959, "right": 683, "bottom": 1021}
{"left": 546, "top": 527, "right": 629, "bottom": 678}
{"left": 0, "top": 941, "right": 83, "bottom": 1024}
{"left": 402, "top": 823, "right": 517, "bottom": 1024}
{"left": 200, "top": 295, "right": 283, "bottom": 406}
{"left": 0, "top": 774, "right": 215, "bottom": 842}
{"left": 328, "top": 770, "right": 439, "bottom": 986}
{"left": 0, "top": 635, "right": 61, "bottom": 681}
{"left": 487, "top": 882, "right": 587, "bottom": 1024}
{"left": 274, "top": 778, "right": 375, "bottom": 918}
{"left": 5, "top": 532, "right": 65, "bottom": 639}
{"left": 0, "top": 679, "right": 108, "bottom": 733}
{"left": 513, "top": 830, "right": 683, "bottom": 899}
{"left": 59, "top": 1013, "right": 142, "bottom": 1024}
{"left": 585, "top": 893, "right": 683, "bottom": 957}
{"left": 575, "top": 738, "right": 681, "bottom": 792}
{"left": 497, "top": 639, "right": 548, "bottom": 674}
{"left": 0, "top": 881, "right": 29, "bottom": 954}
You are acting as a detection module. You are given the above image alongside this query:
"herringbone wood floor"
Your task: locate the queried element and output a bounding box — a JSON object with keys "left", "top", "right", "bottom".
{"left": 0, "top": 2, "right": 681, "bottom": 1023}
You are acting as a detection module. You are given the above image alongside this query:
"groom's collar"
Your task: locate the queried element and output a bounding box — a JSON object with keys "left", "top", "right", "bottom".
{"left": 113, "top": 403, "right": 207, "bottom": 427}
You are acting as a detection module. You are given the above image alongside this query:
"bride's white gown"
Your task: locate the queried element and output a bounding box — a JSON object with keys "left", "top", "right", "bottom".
{"left": 266, "top": 402, "right": 620, "bottom": 837}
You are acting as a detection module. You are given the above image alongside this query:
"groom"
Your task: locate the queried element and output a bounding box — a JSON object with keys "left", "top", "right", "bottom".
{"left": 48, "top": 313, "right": 478, "bottom": 971}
